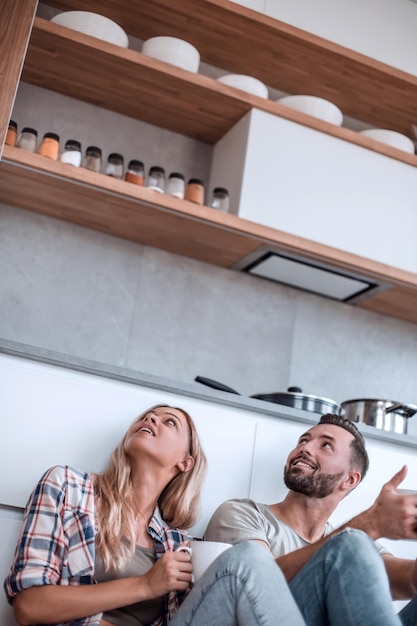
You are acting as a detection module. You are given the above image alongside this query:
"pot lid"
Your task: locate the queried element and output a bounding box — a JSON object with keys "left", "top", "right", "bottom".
{"left": 252, "top": 390, "right": 339, "bottom": 404}
{"left": 341, "top": 398, "right": 415, "bottom": 405}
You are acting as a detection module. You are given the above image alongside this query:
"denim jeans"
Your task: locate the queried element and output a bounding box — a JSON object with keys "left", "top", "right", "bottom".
{"left": 170, "top": 541, "right": 306, "bottom": 625}
{"left": 399, "top": 594, "right": 417, "bottom": 626}
{"left": 171, "top": 530, "right": 407, "bottom": 625}
{"left": 289, "top": 528, "right": 402, "bottom": 626}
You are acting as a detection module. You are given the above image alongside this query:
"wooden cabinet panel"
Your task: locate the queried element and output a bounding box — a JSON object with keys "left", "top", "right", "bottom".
{"left": 0, "top": 0, "right": 38, "bottom": 154}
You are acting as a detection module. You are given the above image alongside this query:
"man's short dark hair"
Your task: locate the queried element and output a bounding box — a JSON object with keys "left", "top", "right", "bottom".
{"left": 318, "top": 413, "right": 369, "bottom": 479}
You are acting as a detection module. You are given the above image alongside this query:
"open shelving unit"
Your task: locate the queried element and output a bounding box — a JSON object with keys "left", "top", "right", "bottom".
{"left": 2, "top": 0, "right": 417, "bottom": 324}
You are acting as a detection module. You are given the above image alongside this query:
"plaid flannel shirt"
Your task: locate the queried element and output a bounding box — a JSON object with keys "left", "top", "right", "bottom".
{"left": 4, "top": 465, "right": 192, "bottom": 626}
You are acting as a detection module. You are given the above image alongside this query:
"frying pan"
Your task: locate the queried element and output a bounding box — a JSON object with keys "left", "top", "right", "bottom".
{"left": 195, "top": 376, "right": 341, "bottom": 415}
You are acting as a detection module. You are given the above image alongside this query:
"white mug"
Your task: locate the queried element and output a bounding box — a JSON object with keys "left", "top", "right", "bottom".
{"left": 176, "top": 540, "right": 232, "bottom": 582}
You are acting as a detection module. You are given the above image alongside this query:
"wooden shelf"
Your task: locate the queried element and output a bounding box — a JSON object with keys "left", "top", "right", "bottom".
{"left": 21, "top": 18, "right": 417, "bottom": 167}
{"left": 42, "top": 0, "right": 417, "bottom": 137}
{"left": 2, "top": 145, "right": 417, "bottom": 325}
{"left": 5, "top": 2, "right": 417, "bottom": 326}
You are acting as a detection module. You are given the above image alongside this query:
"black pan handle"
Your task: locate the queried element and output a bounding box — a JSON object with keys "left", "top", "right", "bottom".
{"left": 194, "top": 376, "right": 240, "bottom": 394}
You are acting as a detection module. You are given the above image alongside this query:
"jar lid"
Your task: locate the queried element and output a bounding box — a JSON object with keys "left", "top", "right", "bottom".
{"left": 108, "top": 152, "right": 124, "bottom": 162}
{"left": 21, "top": 127, "right": 38, "bottom": 136}
{"left": 128, "top": 159, "right": 144, "bottom": 168}
{"left": 188, "top": 178, "right": 204, "bottom": 185}
{"left": 65, "top": 139, "right": 81, "bottom": 150}
{"left": 213, "top": 187, "right": 229, "bottom": 195}
{"left": 43, "top": 132, "right": 60, "bottom": 141}
{"left": 8, "top": 120, "right": 17, "bottom": 130}
{"left": 169, "top": 172, "right": 185, "bottom": 180}
{"left": 149, "top": 166, "right": 165, "bottom": 174}
{"left": 86, "top": 145, "right": 102, "bottom": 156}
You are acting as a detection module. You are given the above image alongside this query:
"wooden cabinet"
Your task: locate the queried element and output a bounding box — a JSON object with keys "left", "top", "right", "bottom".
{"left": 0, "top": 0, "right": 38, "bottom": 150}
{"left": 1, "top": 0, "right": 417, "bottom": 324}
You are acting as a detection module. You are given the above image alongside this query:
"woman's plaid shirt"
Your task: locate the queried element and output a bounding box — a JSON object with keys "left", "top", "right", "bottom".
{"left": 4, "top": 465, "right": 192, "bottom": 625}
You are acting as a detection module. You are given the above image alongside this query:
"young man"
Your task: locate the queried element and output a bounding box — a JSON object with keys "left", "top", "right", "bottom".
{"left": 205, "top": 414, "right": 417, "bottom": 626}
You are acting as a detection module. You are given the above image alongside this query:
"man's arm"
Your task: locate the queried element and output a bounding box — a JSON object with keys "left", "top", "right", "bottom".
{"left": 277, "top": 466, "right": 417, "bottom": 583}
{"left": 382, "top": 555, "right": 417, "bottom": 600}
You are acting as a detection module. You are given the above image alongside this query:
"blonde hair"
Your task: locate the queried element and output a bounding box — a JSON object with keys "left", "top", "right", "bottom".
{"left": 94, "top": 404, "right": 207, "bottom": 572}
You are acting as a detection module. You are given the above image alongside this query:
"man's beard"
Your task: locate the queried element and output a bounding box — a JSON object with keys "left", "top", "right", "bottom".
{"left": 284, "top": 467, "right": 344, "bottom": 498}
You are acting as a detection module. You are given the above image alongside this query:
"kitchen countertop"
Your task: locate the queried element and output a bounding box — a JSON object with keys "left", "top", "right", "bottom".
{"left": 1, "top": 337, "right": 416, "bottom": 450}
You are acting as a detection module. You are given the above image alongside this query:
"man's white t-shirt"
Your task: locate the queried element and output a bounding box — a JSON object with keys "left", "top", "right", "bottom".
{"left": 204, "top": 498, "right": 389, "bottom": 557}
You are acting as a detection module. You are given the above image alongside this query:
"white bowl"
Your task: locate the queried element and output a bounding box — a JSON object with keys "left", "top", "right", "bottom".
{"left": 217, "top": 74, "right": 269, "bottom": 99}
{"left": 359, "top": 129, "right": 415, "bottom": 154}
{"left": 51, "top": 11, "right": 129, "bottom": 48}
{"left": 277, "top": 95, "right": 343, "bottom": 126}
{"left": 142, "top": 36, "right": 200, "bottom": 73}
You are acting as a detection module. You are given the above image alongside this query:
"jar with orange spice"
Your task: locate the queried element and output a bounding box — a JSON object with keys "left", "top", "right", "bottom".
{"left": 124, "top": 160, "right": 144, "bottom": 185}
{"left": 38, "top": 132, "right": 60, "bottom": 160}
{"left": 185, "top": 178, "right": 205, "bottom": 205}
{"left": 5, "top": 120, "right": 17, "bottom": 147}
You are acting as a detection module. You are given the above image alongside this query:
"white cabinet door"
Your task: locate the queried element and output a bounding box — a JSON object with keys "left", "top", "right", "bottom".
{"left": 210, "top": 109, "right": 417, "bottom": 273}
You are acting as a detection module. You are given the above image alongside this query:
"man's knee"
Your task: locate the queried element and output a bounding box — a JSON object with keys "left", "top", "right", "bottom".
{"left": 322, "top": 529, "right": 382, "bottom": 566}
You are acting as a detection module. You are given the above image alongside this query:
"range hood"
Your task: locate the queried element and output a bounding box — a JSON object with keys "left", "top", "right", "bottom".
{"left": 239, "top": 250, "right": 387, "bottom": 302}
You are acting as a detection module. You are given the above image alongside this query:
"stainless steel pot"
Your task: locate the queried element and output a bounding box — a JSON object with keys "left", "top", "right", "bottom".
{"left": 195, "top": 376, "right": 342, "bottom": 415}
{"left": 341, "top": 398, "right": 417, "bottom": 434}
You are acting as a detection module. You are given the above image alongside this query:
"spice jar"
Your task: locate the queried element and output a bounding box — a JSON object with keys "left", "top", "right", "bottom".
{"left": 59, "top": 139, "right": 82, "bottom": 167}
{"left": 146, "top": 166, "right": 166, "bottom": 193}
{"left": 166, "top": 172, "right": 185, "bottom": 199}
{"left": 82, "top": 146, "right": 102, "bottom": 173}
{"left": 38, "top": 132, "right": 60, "bottom": 160}
{"left": 16, "top": 127, "right": 38, "bottom": 152}
{"left": 185, "top": 178, "right": 204, "bottom": 205}
{"left": 5, "top": 120, "right": 17, "bottom": 147}
{"left": 210, "top": 187, "right": 230, "bottom": 212}
{"left": 105, "top": 153, "right": 124, "bottom": 179}
{"left": 124, "top": 159, "right": 144, "bottom": 185}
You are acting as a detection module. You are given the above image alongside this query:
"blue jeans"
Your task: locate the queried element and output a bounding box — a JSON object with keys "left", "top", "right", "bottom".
{"left": 399, "top": 595, "right": 417, "bottom": 625}
{"left": 170, "top": 541, "right": 306, "bottom": 625}
{"left": 289, "top": 529, "right": 402, "bottom": 626}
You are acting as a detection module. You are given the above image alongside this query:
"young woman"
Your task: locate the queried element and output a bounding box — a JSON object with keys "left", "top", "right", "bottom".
{"left": 5, "top": 404, "right": 305, "bottom": 626}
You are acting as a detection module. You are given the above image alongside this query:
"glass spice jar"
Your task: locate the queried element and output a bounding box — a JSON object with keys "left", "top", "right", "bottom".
{"left": 105, "top": 153, "right": 124, "bottom": 179}
{"left": 210, "top": 187, "right": 230, "bottom": 212}
{"left": 16, "top": 127, "right": 38, "bottom": 152}
{"left": 185, "top": 178, "right": 205, "bottom": 205}
{"left": 38, "top": 132, "right": 60, "bottom": 160}
{"left": 59, "top": 139, "right": 82, "bottom": 167}
{"left": 166, "top": 172, "right": 185, "bottom": 199}
{"left": 82, "top": 146, "right": 102, "bottom": 173}
{"left": 124, "top": 159, "right": 144, "bottom": 185}
{"left": 5, "top": 120, "right": 17, "bottom": 147}
{"left": 146, "top": 166, "right": 166, "bottom": 193}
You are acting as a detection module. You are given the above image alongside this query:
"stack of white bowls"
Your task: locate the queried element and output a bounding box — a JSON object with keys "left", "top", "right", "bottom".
{"left": 277, "top": 95, "right": 344, "bottom": 126}
{"left": 359, "top": 129, "right": 415, "bottom": 154}
{"left": 141, "top": 36, "right": 200, "bottom": 73}
{"left": 216, "top": 74, "right": 269, "bottom": 98}
{"left": 51, "top": 11, "right": 129, "bottom": 47}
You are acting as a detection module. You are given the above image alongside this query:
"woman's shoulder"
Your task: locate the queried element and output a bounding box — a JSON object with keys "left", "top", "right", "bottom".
{"left": 32, "top": 465, "right": 96, "bottom": 511}
{"left": 36, "top": 464, "right": 95, "bottom": 496}
{"left": 40, "top": 464, "right": 93, "bottom": 482}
